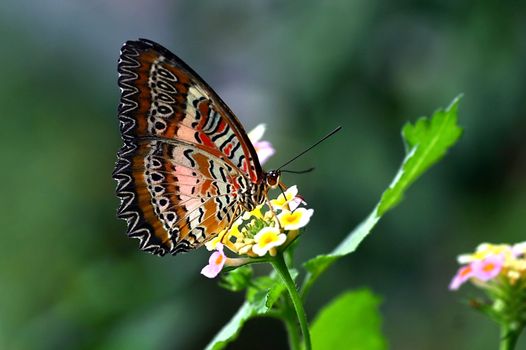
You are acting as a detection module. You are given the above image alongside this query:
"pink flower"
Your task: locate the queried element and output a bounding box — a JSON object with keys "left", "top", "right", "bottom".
{"left": 254, "top": 140, "right": 275, "bottom": 165}
{"left": 289, "top": 195, "right": 307, "bottom": 212}
{"left": 512, "top": 242, "right": 526, "bottom": 257}
{"left": 201, "top": 243, "right": 226, "bottom": 278}
{"left": 248, "top": 124, "right": 275, "bottom": 165}
{"left": 471, "top": 254, "right": 505, "bottom": 282}
{"left": 449, "top": 265, "right": 474, "bottom": 290}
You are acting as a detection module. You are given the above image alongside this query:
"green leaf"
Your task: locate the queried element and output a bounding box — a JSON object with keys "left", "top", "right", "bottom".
{"left": 303, "top": 95, "right": 463, "bottom": 294}
{"left": 207, "top": 267, "right": 298, "bottom": 349}
{"left": 246, "top": 276, "right": 279, "bottom": 314}
{"left": 247, "top": 270, "right": 298, "bottom": 313}
{"left": 378, "top": 95, "right": 463, "bottom": 215}
{"left": 310, "top": 289, "right": 386, "bottom": 350}
{"left": 206, "top": 273, "right": 292, "bottom": 349}
{"left": 219, "top": 265, "right": 253, "bottom": 292}
{"left": 205, "top": 302, "right": 257, "bottom": 350}
{"left": 206, "top": 285, "right": 282, "bottom": 350}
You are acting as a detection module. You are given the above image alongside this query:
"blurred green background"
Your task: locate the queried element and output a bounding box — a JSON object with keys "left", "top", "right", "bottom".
{"left": 1, "top": 1, "right": 525, "bottom": 349}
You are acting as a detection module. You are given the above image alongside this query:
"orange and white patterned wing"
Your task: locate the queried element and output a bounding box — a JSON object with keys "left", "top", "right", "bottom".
{"left": 113, "top": 39, "right": 264, "bottom": 256}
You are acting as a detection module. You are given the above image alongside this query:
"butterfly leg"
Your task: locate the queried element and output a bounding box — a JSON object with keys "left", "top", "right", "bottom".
{"left": 278, "top": 181, "right": 288, "bottom": 192}
{"left": 264, "top": 193, "right": 283, "bottom": 232}
{"left": 277, "top": 182, "right": 293, "bottom": 212}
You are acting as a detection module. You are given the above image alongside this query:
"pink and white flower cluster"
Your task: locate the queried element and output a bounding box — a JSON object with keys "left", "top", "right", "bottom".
{"left": 201, "top": 185, "right": 314, "bottom": 278}
{"left": 449, "top": 241, "right": 526, "bottom": 290}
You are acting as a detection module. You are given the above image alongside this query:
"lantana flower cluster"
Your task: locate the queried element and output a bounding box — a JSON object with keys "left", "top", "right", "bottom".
{"left": 201, "top": 186, "right": 314, "bottom": 278}
{"left": 450, "top": 241, "right": 526, "bottom": 345}
{"left": 449, "top": 241, "right": 526, "bottom": 290}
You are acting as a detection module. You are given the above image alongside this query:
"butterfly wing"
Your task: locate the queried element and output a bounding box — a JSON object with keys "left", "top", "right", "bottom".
{"left": 113, "top": 39, "right": 263, "bottom": 256}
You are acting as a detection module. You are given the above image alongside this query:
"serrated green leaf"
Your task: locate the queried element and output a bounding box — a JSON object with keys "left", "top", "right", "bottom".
{"left": 247, "top": 270, "right": 296, "bottom": 313}
{"left": 265, "top": 282, "right": 286, "bottom": 309}
{"left": 250, "top": 288, "right": 272, "bottom": 313}
{"left": 246, "top": 277, "right": 276, "bottom": 313}
{"left": 219, "top": 265, "right": 253, "bottom": 292}
{"left": 378, "top": 96, "right": 463, "bottom": 215}
{"left": 264, "top": 268, "right": 299, "bottom": 309}
{"left": 303, "top": 96, "right": 463, "bottom": 294}
{"left": 250, "top": 284, "right": 285, "bottom": 314}
{"left": 310, "top": 289, "right": 386, "bottom": 350}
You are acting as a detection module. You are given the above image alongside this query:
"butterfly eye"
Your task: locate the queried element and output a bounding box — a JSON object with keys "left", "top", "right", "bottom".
{"left": 266, "top": 170, "right": 281, "bottom": 189}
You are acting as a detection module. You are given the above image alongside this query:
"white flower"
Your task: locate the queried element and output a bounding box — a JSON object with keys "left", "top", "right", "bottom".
{"left": 252, "top": 227, "right": 287, "bottom": 257}
{"left": 270, "top": 185, "right": 300, "bottom": 211}
{"left": 247, "top": 124, "right": 267, "bottom": 143}
{"left": 512, "top": 241, "right": 526, "bottom": 257}
{"left": 278, "top": 208, "right": 314, "bottom": 231}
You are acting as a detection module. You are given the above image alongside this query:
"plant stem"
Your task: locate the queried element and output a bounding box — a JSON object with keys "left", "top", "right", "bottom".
{"left": 271, "top": 253, "right": 312, "bottom": 350}
{"left": 499, "top": 323, "right": 522, "bottom": 350}
{"left": 283, "top": 306, "right": 301, "bottom": 350}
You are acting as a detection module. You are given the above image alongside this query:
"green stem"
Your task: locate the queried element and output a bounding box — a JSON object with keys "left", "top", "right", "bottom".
{"left": 271, "top": 253, "right": 312, "bottom": 350}
{"left": 499, "top": 323, "right": 522, "bottom": 350}
{"left": 283, "top": 306, "right": 301, "bottom": 350}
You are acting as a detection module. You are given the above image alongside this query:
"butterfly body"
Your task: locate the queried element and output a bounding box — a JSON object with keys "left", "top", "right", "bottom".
{"left": 113, "top": 39, "right": 276, "bottom": 256}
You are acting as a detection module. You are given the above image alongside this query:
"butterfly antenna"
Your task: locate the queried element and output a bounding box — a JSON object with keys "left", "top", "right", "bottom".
{"left": 281, "top": 167, "right": 316, "bottom": 174}
{"left": 277, "top": 126, "right": 342, "bottom": 171}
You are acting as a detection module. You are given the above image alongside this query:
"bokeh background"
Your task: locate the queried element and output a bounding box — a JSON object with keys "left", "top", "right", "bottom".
{"left": 1, "top": 1, "right": 525, "bottom": 349}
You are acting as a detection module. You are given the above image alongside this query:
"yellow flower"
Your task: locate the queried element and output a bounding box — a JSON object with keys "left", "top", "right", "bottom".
{"left": 504, "top": 258, "right": 526, "bottom": 284}
{"left": 252, "top": 227, "right": 286, "bottom": 257}
{"left": 226, "top": 221, "right": 243, "bottom": 240}
{"left": 278, "top": 208, "right": 314, "bottom": 231}
{"left": 205, "top": 220, "right": 243, "bottom": 251}
{"left": 205, "top": 229, "right": 228, "bottom": 251}
{"left": 238, "top": 244, "right": 253, "bottom": 255}
{"left": 242, "top": 204, "right": 265, "bottom": 220}
{"left": 270, "top": 185, "right": 299, "bottom": 211}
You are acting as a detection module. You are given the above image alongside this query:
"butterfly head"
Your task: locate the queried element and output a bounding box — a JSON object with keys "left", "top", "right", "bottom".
{"left": 265, "top": 170, "right": 281, "bottom": 189}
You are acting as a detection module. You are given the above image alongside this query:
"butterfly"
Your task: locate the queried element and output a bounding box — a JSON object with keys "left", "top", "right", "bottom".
{"left": 113, "top": 39, "right": 282, "bottom": 256}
